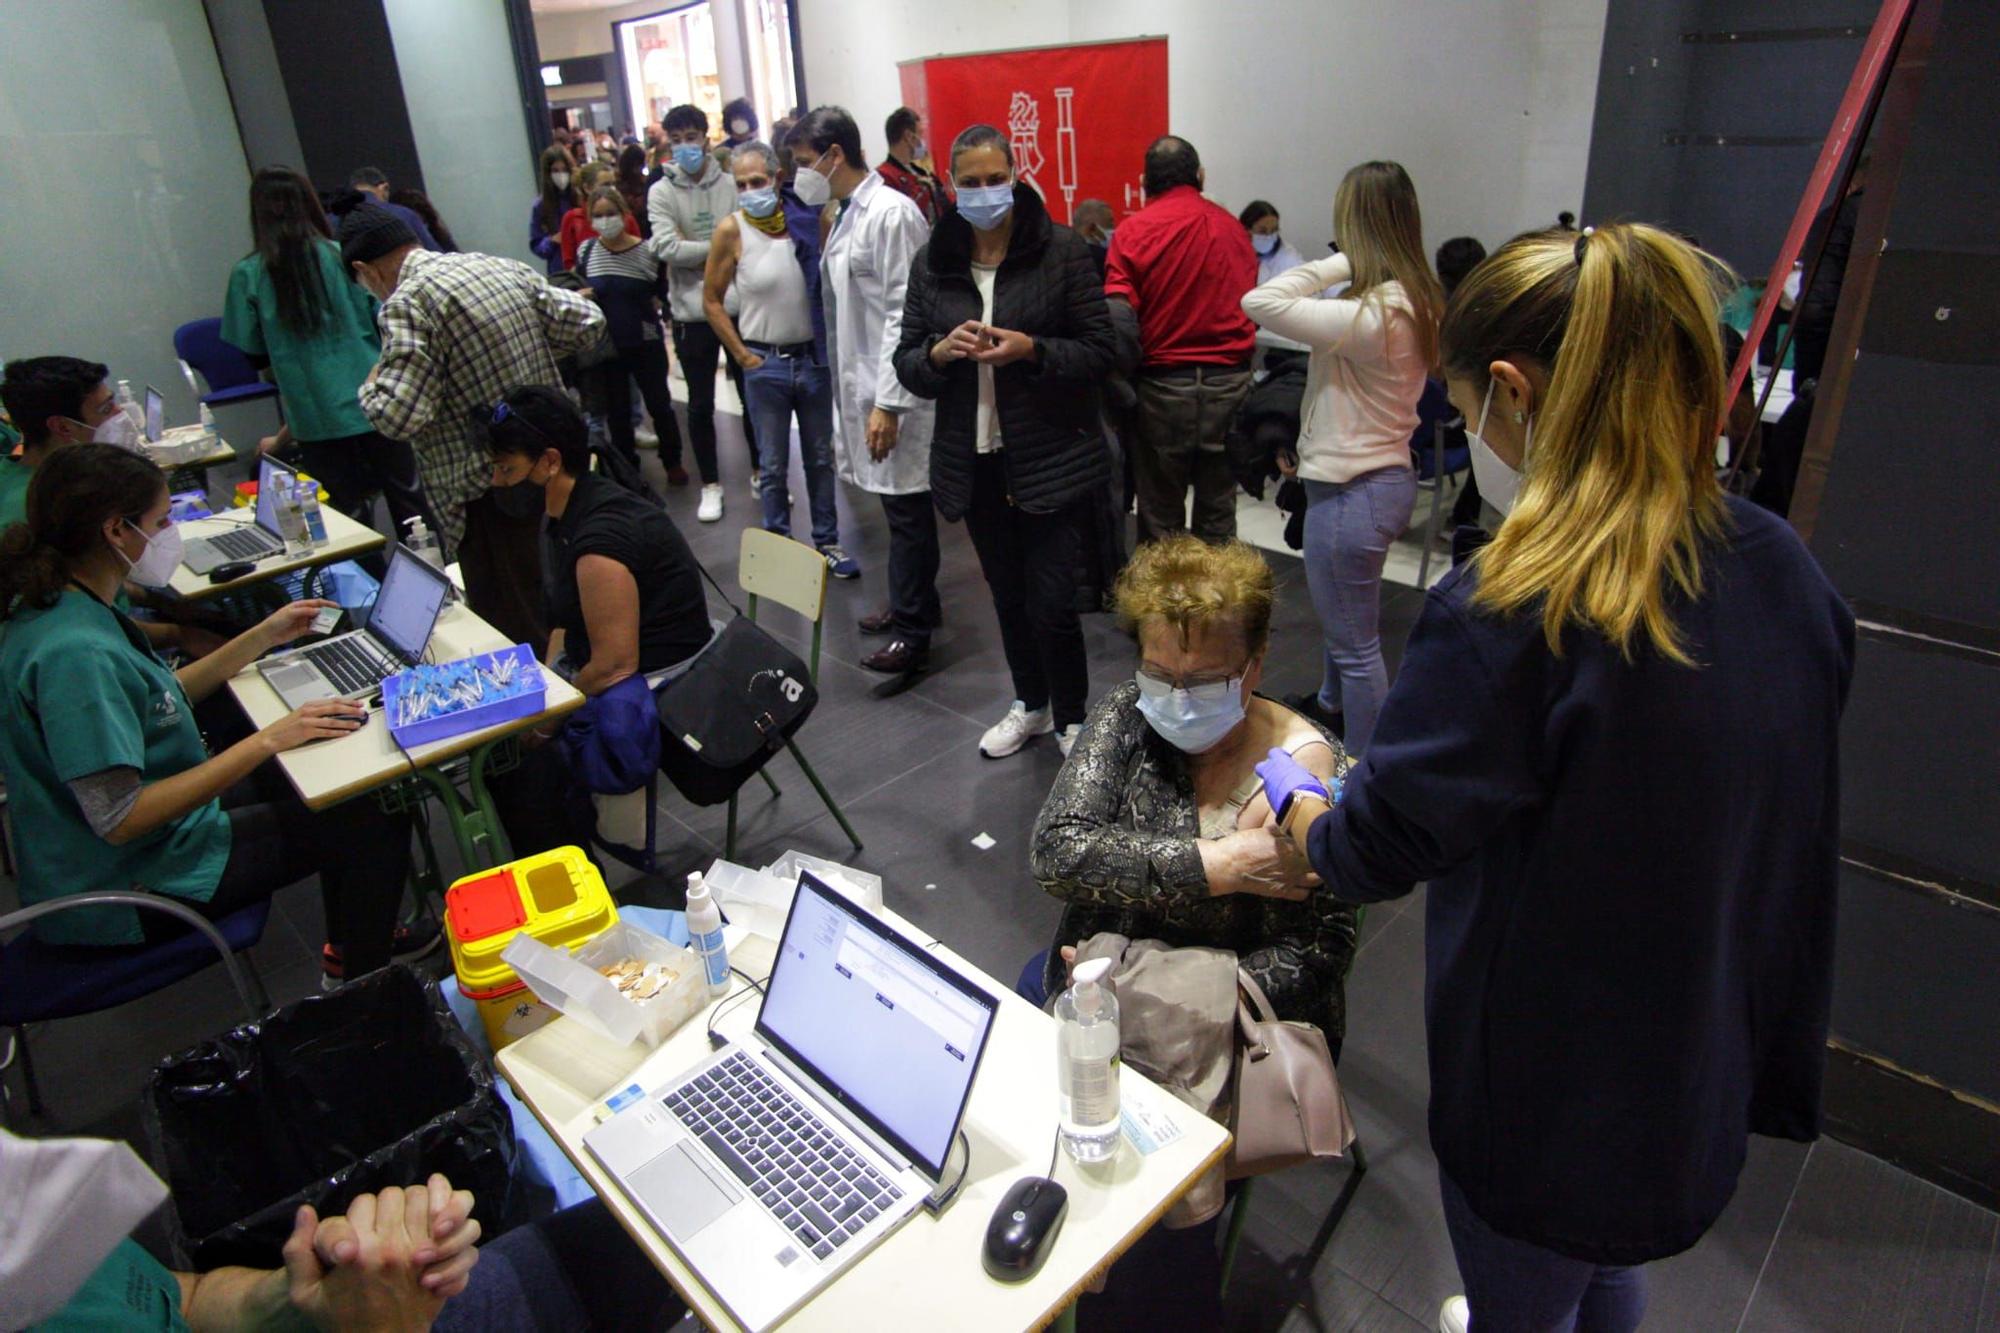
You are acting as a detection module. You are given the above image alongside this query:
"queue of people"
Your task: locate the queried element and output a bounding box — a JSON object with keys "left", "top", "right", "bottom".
{"left": 0, "top": 91, "right": 1856, "bottom": 1333}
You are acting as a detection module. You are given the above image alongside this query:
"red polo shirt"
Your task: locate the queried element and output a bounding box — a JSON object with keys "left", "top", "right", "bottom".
{"left": 1103, "top": 185, "right": 1258, "bottom": 368}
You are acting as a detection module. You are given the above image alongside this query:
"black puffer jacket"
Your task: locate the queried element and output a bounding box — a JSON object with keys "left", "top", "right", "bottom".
{"left": 893, "top": 184, "right": 1115, "bottom": 520}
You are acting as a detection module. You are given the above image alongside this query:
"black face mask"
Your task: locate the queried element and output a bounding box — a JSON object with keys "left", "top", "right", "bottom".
{"left": 489, "top": 461, "right": 549, "bottom": 520}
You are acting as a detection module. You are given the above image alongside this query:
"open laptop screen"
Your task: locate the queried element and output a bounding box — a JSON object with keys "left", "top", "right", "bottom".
{"left": 757, "top": 873, "right": 998, "bottom": 1179}
{"left": 367, "top": 546, "right": 451, "bottom": 663}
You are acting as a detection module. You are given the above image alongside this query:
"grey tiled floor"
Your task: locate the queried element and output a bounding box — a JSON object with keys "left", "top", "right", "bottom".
{"left": 4, "top": 399, "right": 1995, "bottom": 1330}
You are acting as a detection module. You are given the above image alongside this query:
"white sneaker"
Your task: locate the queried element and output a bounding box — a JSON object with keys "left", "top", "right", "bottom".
{"left": 634, "top": 421, "right": 659, "bottom": 449}
{"left": 749, "top": 469, "right": 763, "bottom": 497}
{"left": 980, "top": 701, "right": 1053, "bottom": 759}
{"left": 1056, "top": 724, "right": 1082, "bottom": 758}
{"left": 1438, "top": 1296, "right": 1470, "bottom": 1333}
{"left": 697, "top": 484, "right": 724, "bottom": 522}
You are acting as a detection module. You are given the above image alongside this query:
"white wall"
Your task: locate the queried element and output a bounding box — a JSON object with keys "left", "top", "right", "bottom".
{"left": 798, "top": 0, "right": 1606, "bottom": 259}
{"left": 383, "top": 0, "right": 540, "bottom": 264}
{"left": 0, "top": 0, "right": 253, "bottom": 429}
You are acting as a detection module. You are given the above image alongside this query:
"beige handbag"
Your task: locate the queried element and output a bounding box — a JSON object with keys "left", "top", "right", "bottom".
{"left": 1227, "top": 969, "right": 1355, "bottom": 1178}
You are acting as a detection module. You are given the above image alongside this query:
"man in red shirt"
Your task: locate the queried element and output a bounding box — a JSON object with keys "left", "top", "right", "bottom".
{"left": 877, "top": 106, "right": 952, "bottom": 227}
{"left": 1104, "top": 136, "right": 1258, "bottom": 543}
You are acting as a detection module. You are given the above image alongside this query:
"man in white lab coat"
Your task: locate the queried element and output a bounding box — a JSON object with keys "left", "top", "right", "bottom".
{"left": 792, "top": 105, "right": 941, "bottom": 675}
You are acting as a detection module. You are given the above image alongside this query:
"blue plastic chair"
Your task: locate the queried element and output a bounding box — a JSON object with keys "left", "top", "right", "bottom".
{"left": 172, "top": 318, "right": 281, "bottom": 408}
{"left": 0, "top": 892, "right": 272, "bottom": 1121}
{"left": 1410, "top": 379, "right": 1471, "bottom": 588}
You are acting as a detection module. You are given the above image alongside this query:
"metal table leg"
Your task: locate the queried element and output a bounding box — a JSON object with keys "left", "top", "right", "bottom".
{"left": 411, "top": 737, "right": 516, "bottom": 871}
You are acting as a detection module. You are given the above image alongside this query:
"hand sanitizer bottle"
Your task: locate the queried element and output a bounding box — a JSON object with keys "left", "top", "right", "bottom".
{"left": 685, "top": 872, "right": 731, "bottom": 997}
{"left": 1056, "top": 957, "right": 1122, "bottom": 1162}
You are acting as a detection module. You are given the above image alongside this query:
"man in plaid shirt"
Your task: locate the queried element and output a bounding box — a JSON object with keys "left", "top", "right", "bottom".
{"left": 345, "top": 208, "right": 605, "bottom": 648}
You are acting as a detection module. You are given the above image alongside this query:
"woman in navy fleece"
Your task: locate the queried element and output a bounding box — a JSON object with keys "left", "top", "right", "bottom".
{"left": 1260, "top": 223, "right": 1854, "bottom": 1333}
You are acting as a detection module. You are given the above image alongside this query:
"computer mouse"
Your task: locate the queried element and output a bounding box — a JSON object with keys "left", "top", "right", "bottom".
{"left": 982, "top": 1175, "right": 1068, "bottom": 1282}
{"left": 209, "top": 561, "right": 255, "bottom": 583}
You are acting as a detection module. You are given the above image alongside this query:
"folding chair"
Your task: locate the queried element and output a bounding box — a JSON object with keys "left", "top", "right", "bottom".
{"left": 725, "top": 529, "right": 863, "bottom": 860}
{"left": 0, "top": 892, "right": 271, "bottom": 1122}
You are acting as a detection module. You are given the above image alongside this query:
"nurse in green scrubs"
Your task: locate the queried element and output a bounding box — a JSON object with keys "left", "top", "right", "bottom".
{"left": 0, "top": 444, "right": 413, "bottom": 979}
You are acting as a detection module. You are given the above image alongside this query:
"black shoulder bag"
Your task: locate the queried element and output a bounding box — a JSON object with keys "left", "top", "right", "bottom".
{"left": 653, "top": 562, "right": 819, "bottom": 806}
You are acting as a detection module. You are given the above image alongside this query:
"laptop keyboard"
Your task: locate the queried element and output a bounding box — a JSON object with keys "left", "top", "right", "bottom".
{"left": 665, "top": 1051, "right": 904, "bottom": 1261}
{"left": 301, "top": 637, "right": 393, "bottom": 696}
{"left": 206, "top": 526, "right": 277, "bottom": 560}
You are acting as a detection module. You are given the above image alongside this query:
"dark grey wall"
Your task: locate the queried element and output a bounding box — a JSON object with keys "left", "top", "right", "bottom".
{"left": 260, "top": 0, "right": 425, "bottom": 195}
{"left": 1794, "top": 0, "right": 2000, "bottom": 1199}
{"left": 1582, "top": 0, "right": 1878, "bottom": 274}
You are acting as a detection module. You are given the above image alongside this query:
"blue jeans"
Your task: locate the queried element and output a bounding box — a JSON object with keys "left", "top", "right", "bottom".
{"left": 745, "top": 353, "right": 840, "bottom": 549}
{"left": 1302, "top": 467, "right": 1416, "bottom": 756}
{"left": 1439, "top": 1171, "right": 1647, "bottom": 1333}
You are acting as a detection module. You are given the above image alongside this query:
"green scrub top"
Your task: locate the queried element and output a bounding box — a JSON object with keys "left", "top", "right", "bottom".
{"left": 30, "top": 1239, "right": 189, "bottom": 1332}
{"left": 221, "top": 239, "right": 382, "bottom": 443}
{"left": 0, "top": 589, "right": 231, "bottom": 945}
{"left": 0, "top": 453, "right": 29, "bottom": 530}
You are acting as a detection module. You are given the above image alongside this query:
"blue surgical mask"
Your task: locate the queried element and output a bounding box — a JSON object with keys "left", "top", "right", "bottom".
{"left": 672, "top": 143, "right": 706, "bottom": 176}
{"left": 1134, "top": 673, "right": 1246, "bottom": 754}
{"left": 740, "top": 187, "right": 780, "bottom": 218}
{"left": 957, "top": 182, "right": 1015, "bottom": 231}
{"left": 1252, "top": 231, "right": 1280, "bottom": 256}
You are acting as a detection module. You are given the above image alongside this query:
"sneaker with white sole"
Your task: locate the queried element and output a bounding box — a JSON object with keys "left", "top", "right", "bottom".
{"left": 1056, "top": 723, "right": 1082, "bottom": 758}
{"left": 1438, "top": 1296, "right": 1469, "bottom": 1333}
{"left": 697, "top": 484, "right": 724, "bottom": 522}
{"left": 634, "top": 422, "right": 659, "bottom": 449}
{"left": 980, "top": 701, "right": 1053, "bottom": 758}
{"left": 820, "top": 545, "right": 860, "bottom": 579}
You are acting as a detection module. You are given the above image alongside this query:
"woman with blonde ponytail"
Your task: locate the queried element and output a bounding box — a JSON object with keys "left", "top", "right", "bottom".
{"left": 1260, "top": 224, "right": 1855, "bottom": 1332}
{"left": 1241, "top": 160, "right": 1444, "bottom": 755}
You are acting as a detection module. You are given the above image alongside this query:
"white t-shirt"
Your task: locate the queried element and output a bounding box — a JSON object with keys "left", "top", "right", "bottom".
{"left": 972, "top": 261, "right": 1001, "bottom": 454}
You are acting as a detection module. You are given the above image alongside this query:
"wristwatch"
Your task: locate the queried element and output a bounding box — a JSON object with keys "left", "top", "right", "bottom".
{"left": 1277, "top": 784, "right": 1331, "bottom": 842}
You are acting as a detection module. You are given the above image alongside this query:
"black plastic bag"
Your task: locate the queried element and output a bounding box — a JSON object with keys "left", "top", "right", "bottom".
{"left": 143, "top": 965, "right": 515, "bottom": 1271}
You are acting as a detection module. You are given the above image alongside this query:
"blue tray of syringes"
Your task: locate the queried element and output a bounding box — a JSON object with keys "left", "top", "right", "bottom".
{"left": 381, "top": 644, "right": 546, "bottom": 749}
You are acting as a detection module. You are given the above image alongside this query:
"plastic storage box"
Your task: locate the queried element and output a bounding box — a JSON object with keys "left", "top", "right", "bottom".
{"left": 445, "top": 846, "right": 618, "bottom": 1050}
{"left": 382, "top": 644, "right": 545, "bottom": 749}
{"left": 502, "top": 920, "right": 705, "bottom": 1048}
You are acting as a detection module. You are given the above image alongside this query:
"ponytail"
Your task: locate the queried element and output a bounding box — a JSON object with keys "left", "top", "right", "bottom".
{"left": 1440, "top": 222, "right": 1730, "bottom": 665}
{"left": 0, "top": 443, "right": 168, "bottom": 620}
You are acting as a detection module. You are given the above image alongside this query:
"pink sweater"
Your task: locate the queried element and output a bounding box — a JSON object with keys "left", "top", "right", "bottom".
{"left": 1241, "top": 254, "right": 1429, "bottom": 484}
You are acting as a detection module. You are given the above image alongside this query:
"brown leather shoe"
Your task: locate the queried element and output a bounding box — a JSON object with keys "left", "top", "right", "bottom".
{"left": 860, "top": 638, "right": 928, "bottom": 674}
{"left": 860, "top": 606, "right": 943, "bottom": 636}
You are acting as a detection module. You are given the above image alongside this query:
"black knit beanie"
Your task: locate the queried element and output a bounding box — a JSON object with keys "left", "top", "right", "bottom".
{"left": 339, "top": 206, "right": 418, "bottom": 267}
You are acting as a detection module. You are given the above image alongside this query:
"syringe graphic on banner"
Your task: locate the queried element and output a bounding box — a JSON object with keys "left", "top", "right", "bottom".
{"left": 1055, "top": 87, "right": 1077, "bottom": 223}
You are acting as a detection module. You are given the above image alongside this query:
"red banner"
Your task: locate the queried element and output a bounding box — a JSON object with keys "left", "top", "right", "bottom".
{"left": 899, "top": 38, "right": 1168, "bottom": 227}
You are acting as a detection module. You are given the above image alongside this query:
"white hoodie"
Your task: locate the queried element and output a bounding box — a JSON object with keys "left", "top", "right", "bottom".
{"left": 646, "top": 154, "right": 738, "bottom": 323}
{"left": 1241, "top": 253, "right": 1428, "bottom": 484}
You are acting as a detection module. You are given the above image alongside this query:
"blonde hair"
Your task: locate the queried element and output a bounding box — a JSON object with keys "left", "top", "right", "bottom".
{"left": 1334, "top": 161, "right": 1444, "bottom": 370}
{"left": 1441, "top": 222, "right": 1731, "bottom": 665}
{"left": 577, "top": 160, "right": 615, "bottom": 195}
{"left": 1115, "top": 535, "right": 1275, "bottom": 657}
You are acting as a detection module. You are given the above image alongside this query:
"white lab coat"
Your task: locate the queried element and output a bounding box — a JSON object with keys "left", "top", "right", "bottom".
{"left": 821, "top": 172, "right": 935, "bottom": 496}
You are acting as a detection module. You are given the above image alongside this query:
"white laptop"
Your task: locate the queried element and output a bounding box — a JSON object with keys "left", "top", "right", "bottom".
{"left": 586, "top": 872, "right": 1000, "bottom": 1332}
{"left": 255, "top": 544, "right": 450, "bottom": 709}
{"left": 181, "top": 454, "right": 294, "bottom": 573}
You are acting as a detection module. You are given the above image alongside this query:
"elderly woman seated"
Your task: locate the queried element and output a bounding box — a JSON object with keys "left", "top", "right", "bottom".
{"left": 1028, "top": 534, "right": 1357, "bottom": 1045}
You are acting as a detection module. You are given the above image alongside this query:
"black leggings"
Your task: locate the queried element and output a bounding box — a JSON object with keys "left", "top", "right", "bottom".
{"left": 592, "top": 339, "right": 684, "bottom": 471}
{"left": 140, "top": 720, "right": 411, "bottom": 976}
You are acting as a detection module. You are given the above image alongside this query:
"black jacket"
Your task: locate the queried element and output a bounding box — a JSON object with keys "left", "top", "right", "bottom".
{"left": 893, "top": 184, "right": 1115, "bottom": 519}
{"left": 1308, "top": 497, "right": 1854, "bottom": 1264}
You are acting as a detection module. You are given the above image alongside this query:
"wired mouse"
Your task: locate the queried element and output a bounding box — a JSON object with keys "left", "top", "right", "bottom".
{"left": 982, "top": 1175, "right": 1067, "bottom": 1282}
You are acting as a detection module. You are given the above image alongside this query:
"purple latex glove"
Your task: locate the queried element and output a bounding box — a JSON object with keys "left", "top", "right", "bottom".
{"left": 1258, "top": 747, "right": 1331, "bottom": 821}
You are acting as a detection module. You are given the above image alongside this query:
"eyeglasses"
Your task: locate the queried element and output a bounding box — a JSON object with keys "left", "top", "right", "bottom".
{"left": 488, "top": 399, "right": 565, "bottom": 458}
{"left": 1136, "top": 664, "right": 1248, "bottom": 693}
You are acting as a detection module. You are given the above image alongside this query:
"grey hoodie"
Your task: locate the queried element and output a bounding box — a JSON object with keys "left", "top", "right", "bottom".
{"left": 646, "top": 155, "right": 738, "bottom": 323}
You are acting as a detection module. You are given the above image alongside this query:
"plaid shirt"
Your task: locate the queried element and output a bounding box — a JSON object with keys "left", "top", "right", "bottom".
{"left": 358, "top": 249, "right": 604, "bottom": 547}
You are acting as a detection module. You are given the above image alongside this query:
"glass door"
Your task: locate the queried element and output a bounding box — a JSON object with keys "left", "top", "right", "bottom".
{"left": 616, "top": 2, "right": 720, "bottom": 133}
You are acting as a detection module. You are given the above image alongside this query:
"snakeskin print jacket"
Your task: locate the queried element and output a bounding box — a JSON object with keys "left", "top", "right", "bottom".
{"left": 1029, "top": 681, "right": 1359, "bottom": 1039}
